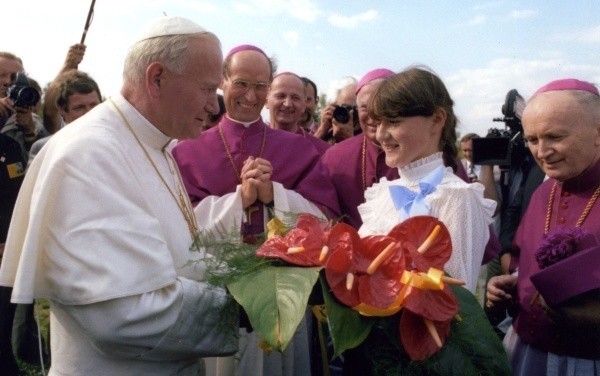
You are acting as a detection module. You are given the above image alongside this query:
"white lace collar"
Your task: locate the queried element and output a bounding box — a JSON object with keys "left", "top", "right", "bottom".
{"left": 398, "top": 152, "right": 445, "bottom": 185}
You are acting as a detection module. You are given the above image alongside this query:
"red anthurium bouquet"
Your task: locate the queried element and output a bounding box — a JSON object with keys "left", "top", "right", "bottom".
{"left": 201, "top": 213, "right": 510, "bottom": 374}
{"left": 257, "top": 214, "right": 464, "bottom": 360}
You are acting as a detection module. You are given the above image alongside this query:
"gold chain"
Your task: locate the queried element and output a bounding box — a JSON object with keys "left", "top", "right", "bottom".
{"left": 361, "top": 135, "right": 367, "bottom": 195}
{"left": 544, "top": 181, "right": 600, "bottom": 233}
{"left": 109, "top": 98, "right": 198, "bottom": 239}
{"left": 218, "top": 123, "right": 267, "bottom": 183}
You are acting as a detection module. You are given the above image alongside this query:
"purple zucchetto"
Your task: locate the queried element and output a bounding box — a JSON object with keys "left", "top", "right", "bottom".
{"left": 356, "top": 68, "right": 395, "bottom": 94}
{"left": 225, "top": 44, "right": 266, "bottom": 59}
{"left": 533, "top": 78, "right": 599, "bottom": 97}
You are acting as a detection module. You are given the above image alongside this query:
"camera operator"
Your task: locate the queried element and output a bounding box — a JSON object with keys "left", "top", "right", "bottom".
{"left": 314, "top": 77, "right": 360, "bottom": 144}
{"left": 473, "top": 89, "right": 544, "bottom": 337}
{"left": 460, "top": 133, "right": 500, "bottom": 213}
{"left": 0, "top": 52, "right": 48, "bottom": 163}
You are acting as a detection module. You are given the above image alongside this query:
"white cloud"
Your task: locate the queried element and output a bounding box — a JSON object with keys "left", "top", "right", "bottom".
{"left": 550, "top": 24, "right": 600, "bottom": 44}
{"left": 283, "top": 31, "right": 300, "bottom": 48}
{"left": 467, "top": 14, "right": 487, "bottom": 25}
{"left": 328, "top": 10, "right": 378, "bottom": 28}
{"left": 446, "top": 58, "right": 600, "bottom": 135}
{"left": 509, "top": 9, "right": 537, "bottom": 20}
{"left": 232, "top": 0, "right": 321, "bottom": 22}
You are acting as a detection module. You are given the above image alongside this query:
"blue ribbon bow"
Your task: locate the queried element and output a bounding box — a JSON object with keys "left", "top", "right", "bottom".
{"left": 389, "top": 165, "right": 445, "bottom": 220}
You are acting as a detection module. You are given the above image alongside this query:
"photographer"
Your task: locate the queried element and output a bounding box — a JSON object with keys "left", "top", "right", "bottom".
{"left": 314, "top": 77, "right": 360, "bottom": 144}
{"left": 0, "top": 52, "right": 48, "bottom": 375}
{"left": 0, "top": 52, "right": 48, "bottom": 163}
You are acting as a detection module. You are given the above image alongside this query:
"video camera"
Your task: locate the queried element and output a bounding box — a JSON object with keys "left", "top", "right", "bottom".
{"left": 472, "top": 89, "right": 526, "bottom": 167}
{"left": 6, "top": 72, "right": 40, "bottom": 108}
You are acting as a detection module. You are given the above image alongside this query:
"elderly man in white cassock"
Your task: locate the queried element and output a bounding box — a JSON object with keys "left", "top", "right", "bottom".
{"left": 0, "top": 16, "right": 238, "bottom": 375}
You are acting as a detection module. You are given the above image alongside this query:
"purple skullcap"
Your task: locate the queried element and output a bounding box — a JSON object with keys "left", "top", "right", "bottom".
{"left": 225, "top": 44, "right": 266, "bottom": 59}
{"left": 356, "top": 68, "right": 395, "bottom": 94}
{"left": 533, "top": 78, "right": 599, "bottom": 97}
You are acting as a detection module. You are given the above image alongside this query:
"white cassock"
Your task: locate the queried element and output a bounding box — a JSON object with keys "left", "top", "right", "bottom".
{"left": 0, "top": 94, "right": 238, "bottom": 375}
{"left": 195, "top": 159, "right": 327, "bottom": 376}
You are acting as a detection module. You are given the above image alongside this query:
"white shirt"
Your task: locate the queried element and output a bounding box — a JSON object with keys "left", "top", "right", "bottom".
{"left": 358, "top": 152, "right": 496, "bottom": 292}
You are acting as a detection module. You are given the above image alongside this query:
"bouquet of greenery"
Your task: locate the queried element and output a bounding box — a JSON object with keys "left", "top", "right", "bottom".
{"left": 192, "top": 213, "right": 510, "bottom": 375}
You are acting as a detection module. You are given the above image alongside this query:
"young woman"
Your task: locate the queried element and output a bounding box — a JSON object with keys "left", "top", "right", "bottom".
{"left": 357, "top": 66, "right": 496, "bottom": 292}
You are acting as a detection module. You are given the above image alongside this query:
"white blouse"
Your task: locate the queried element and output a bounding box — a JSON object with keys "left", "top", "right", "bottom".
{"left": 358, "top": 152, "right": 496, "bottom": 292}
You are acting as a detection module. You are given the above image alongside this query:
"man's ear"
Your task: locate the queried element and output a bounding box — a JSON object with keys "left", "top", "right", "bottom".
{"left": 58, "top": 107, "right": 68, "bottom": 122}
{"left": 146, "top": 62, "right": 165, "bottom": 98}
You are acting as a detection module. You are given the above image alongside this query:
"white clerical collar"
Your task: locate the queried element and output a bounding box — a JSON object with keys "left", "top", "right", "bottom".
{"left": 111, "top": 94, "right": 172, "bottom": 150}
{"left": 225, "top": 114, "right": 261, "bottom": 128}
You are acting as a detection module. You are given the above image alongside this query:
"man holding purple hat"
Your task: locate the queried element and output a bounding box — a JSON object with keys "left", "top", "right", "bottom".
{"left": 487, "top": 78, "right": 600, "bottom": 373}
{"left": 172, "top": 44, "right": 340, "bottom": 376}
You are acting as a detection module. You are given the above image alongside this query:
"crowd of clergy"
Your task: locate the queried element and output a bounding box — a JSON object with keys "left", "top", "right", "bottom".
{"left": 0, "top": 15, "right": 598, "bottom": 376}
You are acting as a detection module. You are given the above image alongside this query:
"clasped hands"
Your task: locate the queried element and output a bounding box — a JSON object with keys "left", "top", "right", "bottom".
{"left": 240, "top": 156, "right": 273, "bottom": 209}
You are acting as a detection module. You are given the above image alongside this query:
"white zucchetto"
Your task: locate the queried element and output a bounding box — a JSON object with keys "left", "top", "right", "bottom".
{"left": 136, "top": 16, "right": 208, "bottom": 42}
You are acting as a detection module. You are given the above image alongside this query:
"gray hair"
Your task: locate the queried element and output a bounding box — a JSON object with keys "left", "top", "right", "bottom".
{"left": 123, "top": 32, "right": 215, "bottom": 83}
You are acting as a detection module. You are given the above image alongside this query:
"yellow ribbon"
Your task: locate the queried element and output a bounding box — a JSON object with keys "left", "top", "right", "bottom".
{"left": 266, "top": 217, "right": 288, "bottom": 239}
{"left": 400, "top": 267, "right": 445, "bottom": 291}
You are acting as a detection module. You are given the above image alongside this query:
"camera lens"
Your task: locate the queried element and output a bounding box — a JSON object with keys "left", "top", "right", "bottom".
{"left": 11, "top": 87, "right": 40, "bottom": 108}
{"left": 332, "top": 105, "right": 350, "bottom": 123}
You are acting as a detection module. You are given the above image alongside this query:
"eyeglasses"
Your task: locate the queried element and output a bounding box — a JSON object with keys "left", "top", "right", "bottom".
{"left": 227, "top": 79, "right": 269, "bottom": 93}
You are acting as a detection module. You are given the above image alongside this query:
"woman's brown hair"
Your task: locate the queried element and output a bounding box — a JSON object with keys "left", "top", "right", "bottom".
{"left": 368, "top": 66, "right": 459, "bottom": 172}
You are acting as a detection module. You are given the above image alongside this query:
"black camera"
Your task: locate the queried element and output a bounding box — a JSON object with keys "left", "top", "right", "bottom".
{"left": 6, "top": 72, "right": 40, "bottom": 108}
{"left": 332, "top": 104, "right": 356, "bottom": 123}
{"left": 472, "top": 89, "right": 526, "bottom": 167}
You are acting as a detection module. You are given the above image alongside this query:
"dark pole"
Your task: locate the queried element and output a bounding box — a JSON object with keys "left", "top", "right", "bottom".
{"left": 80, "top": 0, "right": 97, "bottom": 44}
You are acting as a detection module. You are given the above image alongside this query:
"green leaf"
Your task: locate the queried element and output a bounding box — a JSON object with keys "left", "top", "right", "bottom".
{"left": 335, "top": 285, "right": 511, "bottom": 375}
{"left": 227, "top": 265, "right": 321, "bottom": 352}
{"left": 421, "top": 284, "right": 511, "bottom": 375}
{"left": 320, "top": 275, "right": 374, "bottom": 358}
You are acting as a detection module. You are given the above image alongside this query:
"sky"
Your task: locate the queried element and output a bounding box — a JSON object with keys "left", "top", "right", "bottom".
{"left": 4, "top": 0, "right": 600, "bottom": 136}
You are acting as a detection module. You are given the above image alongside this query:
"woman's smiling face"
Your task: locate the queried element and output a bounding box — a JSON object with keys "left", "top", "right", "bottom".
{"left": 376, "top": 111, "right": 445, "bottom": 168}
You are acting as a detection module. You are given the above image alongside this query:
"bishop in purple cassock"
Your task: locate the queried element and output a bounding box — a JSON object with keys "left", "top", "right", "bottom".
{"left": 488, "top": 78, "right": 600, "bottom": 374}
{"left": 173, "top": 46, "right": 339, "bottom": 240}
{"left": 173, "top": 44, "right": 340, "bottom": 376}
{"left": 321, "top": 69, "right": 399, "bottom": 229}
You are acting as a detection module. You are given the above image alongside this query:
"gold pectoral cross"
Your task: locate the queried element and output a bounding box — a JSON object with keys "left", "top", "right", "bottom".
{"left": 246, "top": 205, "right": 259, "bottom": 225}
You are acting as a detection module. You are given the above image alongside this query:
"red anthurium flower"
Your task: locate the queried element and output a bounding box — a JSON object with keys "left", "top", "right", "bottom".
{"left": 256, "top": 214, "right": 331, "bottom": 266}
{"left": 401, "top": 276, "right": 458, "bottom": 322}
{"left": 325, "top": 223, "right": 406, "bottom": 310}
{"left": 356, "top": 236, "right": 406, "bottom": 309}
{"left": 400, "top": 309, "right": 452, "bottom": 361}
{"left": 387, "top": 216, "right": 452, "bottom": 272}
{"left": 386, "top": 216, "right": 460, "bottom": 360}
{"left": 323, "top": 223, "right": 364, "bottom": 307}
